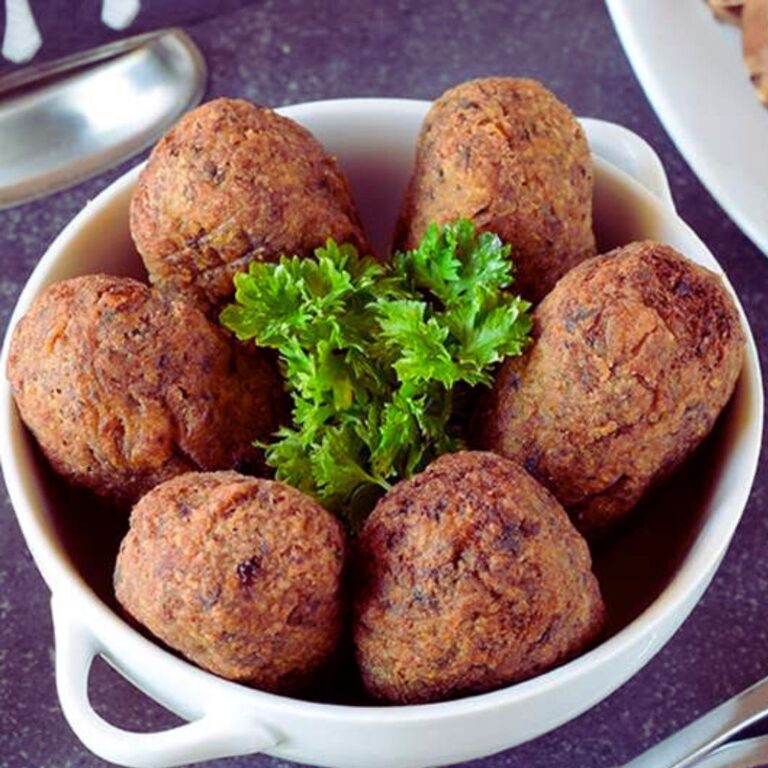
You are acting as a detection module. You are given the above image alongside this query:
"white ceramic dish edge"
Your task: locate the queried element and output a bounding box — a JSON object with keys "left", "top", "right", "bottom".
{"left": 605, "top": 0, "right": 768, "bottom": 257}
{"left": 0, "top": 99, "right": 762, "bottom": 768}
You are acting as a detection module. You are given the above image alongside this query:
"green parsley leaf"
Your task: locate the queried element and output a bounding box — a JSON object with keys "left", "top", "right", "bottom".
{"left": 220, "top": 223, "right": 532, "bottom": 531}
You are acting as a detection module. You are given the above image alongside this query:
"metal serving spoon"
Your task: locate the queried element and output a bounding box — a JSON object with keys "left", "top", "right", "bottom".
{"left": 624, "top": 675, "right": 768, "bottom": 768}
{"left": 0, "top": 28, "right": 206, "bottom": 209}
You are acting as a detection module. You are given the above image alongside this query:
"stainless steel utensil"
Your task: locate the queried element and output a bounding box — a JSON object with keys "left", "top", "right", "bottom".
{"left": 0, "top": 28, "right": 206, "bottom": 208}
{"left": 624, "top": 675, "right": 768, "bottom": 768}
{"left": 693, "top": 736, "right": 768, "bottom": 768}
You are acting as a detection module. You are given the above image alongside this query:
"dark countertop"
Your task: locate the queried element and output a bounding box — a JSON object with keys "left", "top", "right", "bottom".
{"left": 1, "top": 2, "right": 767, "bottom": 767}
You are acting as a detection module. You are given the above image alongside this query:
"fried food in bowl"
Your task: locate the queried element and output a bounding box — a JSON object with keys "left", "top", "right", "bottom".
{"left": 0, "top": 96, "right": 761, "bottom": 768}
{"left": 475, "top": 240, "right": 745, "bottom": 535}
{"left": 131, "top": 98, "right": 370, "bottom": 316}
{"left": 115, "top": 471, "right": 347, "bottom": 693}
{"left": 354, "top": 451, "right": 605, "bottom": 704}
{"left": 6, "top": 275, "right": 284, "bottom": 507}
{"left": 395, "top": 77, "right": 595, "bottom": 302}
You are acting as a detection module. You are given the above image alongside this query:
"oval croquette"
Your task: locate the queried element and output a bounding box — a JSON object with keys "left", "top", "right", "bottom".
{"left": 353, "top": 451, "right": 605, "bottom": 704}
{"left": 114, "top": 471, "right": 347, "bottom": 692}
{"left": 131, "top": 98, "right": 370, "bottom": 316}
{"left": 395, "top": 77, "right": 595, "bottom": 302}
{"left": 475, "top": 241, "right": 745, "bottom": 534}
{"left": 7, "top": 275, "right": 284, "bottom": 506}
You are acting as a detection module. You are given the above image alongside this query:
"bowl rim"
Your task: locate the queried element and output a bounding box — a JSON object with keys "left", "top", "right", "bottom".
{"left": 0, "top": 97, "right": 763, "bottom": 725}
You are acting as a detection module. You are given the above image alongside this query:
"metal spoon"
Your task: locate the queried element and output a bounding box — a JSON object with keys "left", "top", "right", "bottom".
{"left": 624, "top": 674, "right": 768, "bottom": 768}
{"left": 0, "top": 28, "right": 206, "bottom": 209}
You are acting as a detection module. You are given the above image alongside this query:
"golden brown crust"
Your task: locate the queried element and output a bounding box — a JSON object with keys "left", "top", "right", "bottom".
{"left": 130, "top": 98, "right": 370, "bottom": 316}
{"left": 395, "top": 77, "right": 595, "bottom": 302}
{"left": 708, "top": 0, "right": 744, "bottom": 24}
{"left": 114, "top": 472, "right": 347, "bottom": 692}
{"left": 7, "top": 275, "right": 285, "bottom": 506}
{"left": 353, "top": 451, "right": 605, "bottom": 704}
{"left": 475, "top": 241, "right": 745, "bottom": 535}
{"left": 743, "top": 0, "right": 768, "bottom": 104}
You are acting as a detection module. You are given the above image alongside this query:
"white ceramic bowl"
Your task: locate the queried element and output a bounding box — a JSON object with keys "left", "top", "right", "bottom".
{"left": 0, "top": 99, "right": 763, "bottom": 768}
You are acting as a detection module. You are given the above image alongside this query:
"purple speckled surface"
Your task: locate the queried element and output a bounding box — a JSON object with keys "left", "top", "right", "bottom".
{"left": 1, "top": 1, "right": 768, "bottom": 767}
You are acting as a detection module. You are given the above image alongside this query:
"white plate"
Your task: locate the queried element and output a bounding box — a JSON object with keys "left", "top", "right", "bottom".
{"left": 606, "top": 0, "right": 768, "bottom": 256}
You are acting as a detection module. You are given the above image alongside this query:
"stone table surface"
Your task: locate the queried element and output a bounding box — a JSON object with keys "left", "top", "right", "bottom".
{"left": 1, "top": 1, "right": 767, "bottom": 767}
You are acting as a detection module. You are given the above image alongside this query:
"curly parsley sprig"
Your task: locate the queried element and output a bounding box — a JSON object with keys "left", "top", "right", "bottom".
{"left": 220, "top": 220, "right": 532, "bottom": 530}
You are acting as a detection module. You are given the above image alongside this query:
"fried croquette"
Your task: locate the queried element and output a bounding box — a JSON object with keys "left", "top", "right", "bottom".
{"left": 396, "top": 77, "right": 595, "bottom": 302}
{"left": 7, "top": 275, "right": 284, "bottom": 506}
{"left": 475, "top": 241, "right": 745, "bottom": 534}
{"left": 130, "top": 98, "right": 370, "bottom": 316}
{"left": 114, "top": 471, "right": 347, "bottom": 692}
{"left": 353, "top": 451, "right": 605, "bottom": 704}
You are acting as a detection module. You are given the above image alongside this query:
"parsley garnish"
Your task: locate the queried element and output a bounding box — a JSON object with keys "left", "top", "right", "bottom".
{"left": 220, "top": 220, "right": 532, "bottom": 530}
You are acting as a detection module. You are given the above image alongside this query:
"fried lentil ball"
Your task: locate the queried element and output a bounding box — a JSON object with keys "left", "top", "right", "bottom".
{"left": 475, "top": 241, "right": 745, "bottom": 535}
{"left": 353, "top": 451, "right": 605, "bottom": 704}
{"left": 7, "top": 275, "right": 284, "bottom": 507}
{"left": 395, "top": 77, "right": 596, "bottom": 302}
{"left": 114, "top": 471, "right": 347, "bottom": 692}
{"left": 130, "top": 98, "right": 370, "bottom": 317}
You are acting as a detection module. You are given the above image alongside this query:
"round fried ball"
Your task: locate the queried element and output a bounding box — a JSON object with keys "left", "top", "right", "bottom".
{"left": 114, "top": 471, "right": 346, "bottom": 692}
{"left": 476, "top": 241, "right": 745, "bottom": 535}
{"left": 395, "top": 77, "right": 596, "bottom": 302}
{"left": 7, "top": 275, "right": 284, "bottom": 507}
{"left": 131, "top": 98, "right": 370, "bottom": 316}
{"left": 353, "top": 451, "right": 605, "bottom": 704}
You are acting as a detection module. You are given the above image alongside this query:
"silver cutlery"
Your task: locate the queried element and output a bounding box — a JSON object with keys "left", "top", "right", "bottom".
{"left": 0, "top": 28, "right": 205, "bottom": 208}
{"left": 625, "top": 675, "right": 768, "bottom": 768}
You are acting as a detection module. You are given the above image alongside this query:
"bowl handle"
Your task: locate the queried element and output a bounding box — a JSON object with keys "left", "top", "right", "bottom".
{"left": 581, "top": 118, "right": 676, "bottom": 211}
{"left": 51, "top": 595, "right": 279, "bottom": 768}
